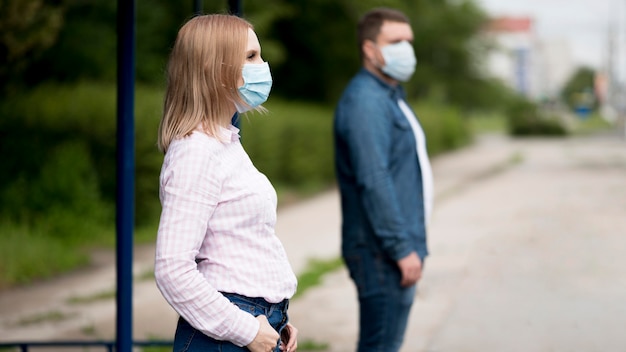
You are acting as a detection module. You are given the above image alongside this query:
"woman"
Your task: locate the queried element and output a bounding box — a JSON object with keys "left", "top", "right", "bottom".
{"left": 154, "top": 14, "right": 298, "bottom": 352}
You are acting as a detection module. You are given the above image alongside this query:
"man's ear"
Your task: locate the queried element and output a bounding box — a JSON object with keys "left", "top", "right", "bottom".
{"left": 362, "top": 40, "right": 377, "bottom": 64}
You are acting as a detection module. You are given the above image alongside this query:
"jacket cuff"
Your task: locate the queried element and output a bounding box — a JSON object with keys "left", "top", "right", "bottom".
{"left": 389, "top": 240, "right": 414, "bottom": 262}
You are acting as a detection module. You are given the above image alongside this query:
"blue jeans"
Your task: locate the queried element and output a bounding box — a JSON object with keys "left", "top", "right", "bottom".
{"left": 344, "top": 251, "right": 417, "bottom": 352}
{"left": 172, "top": 293, "right": 289, "bottom": 352}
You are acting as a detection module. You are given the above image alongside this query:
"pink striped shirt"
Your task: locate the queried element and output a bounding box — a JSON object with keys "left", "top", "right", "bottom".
{"left": 154, "top": 125, "right": 298, "bottom": 347}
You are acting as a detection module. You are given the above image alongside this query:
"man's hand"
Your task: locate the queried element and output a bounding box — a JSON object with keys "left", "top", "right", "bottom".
{"left": 247, "top": 315, "right": 279, "bottom": 352}
{"left": 397, "top": 251, "right": 422, "bottom": 287}
{"left": 279, "top": 323, "right": 298, "bottom": 352}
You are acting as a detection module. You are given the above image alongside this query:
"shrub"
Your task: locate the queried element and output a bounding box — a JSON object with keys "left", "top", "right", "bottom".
{"left": 240, "top": 99, "right": 335, "bottom": 192}
{"left": 506, "top": 99, "right": 568, "bottom": 136}
{"left": 411, "top": 100, "right": 472, "bottom": 156}
{"left": 0, "top": 222, "right": 89, "bottom": 288}
{"left": 0, "top": 84, "right": 474, "bottom": 287}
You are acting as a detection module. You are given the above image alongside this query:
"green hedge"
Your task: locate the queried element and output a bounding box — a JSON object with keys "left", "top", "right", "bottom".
{"left": 414, "top": 101, "right": 472, "bottom": 155}
{"left": 0, "top": 82, "right": 471, "bottom": 288}
{"left": 506, "top": 99, "right": 568, "bottom": 136}
{"left": 242, "top": 98, "right": 472, "bottom": 193}
{"left": 240, "top": 100, "right": 335, "bottom": 193}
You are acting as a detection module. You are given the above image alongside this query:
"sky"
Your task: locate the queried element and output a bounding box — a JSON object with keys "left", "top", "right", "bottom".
{"left": 477, "top": 0, "right": 626, "bottom": 80}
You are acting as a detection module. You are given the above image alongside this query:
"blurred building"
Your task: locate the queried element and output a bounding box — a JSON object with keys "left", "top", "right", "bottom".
{"left": 596, "top": 20, "right": 624, "bottom": 123}
{"left": 483, "top": 16, "right": 575, "bottom": 101}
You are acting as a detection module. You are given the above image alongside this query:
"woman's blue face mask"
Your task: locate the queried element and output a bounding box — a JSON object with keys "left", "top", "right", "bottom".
{"left": 237, "top": 62, "right": 272, "bottom": 113}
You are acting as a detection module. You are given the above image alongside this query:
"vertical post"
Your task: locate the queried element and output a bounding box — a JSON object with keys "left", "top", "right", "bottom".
{"left": 116, "top": 0, "right": 136, "bottom": 351}
{"left": 194, "top": 0, "right": 203, "bottom": 15}
{"left": 229, "top": 0, "right": 242, "bottom": 127}
{"left": 618, "top": 1, "right": 626, "bottom": 140}
{"left": 228, "top": 0, "right": 242, "bottom": 16}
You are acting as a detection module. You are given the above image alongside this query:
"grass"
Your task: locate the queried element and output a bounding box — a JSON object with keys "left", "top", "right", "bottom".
{"left": 468, "top": 111, "right": 507, "bottom": 134}
{"left": 137, "top": 269, "right": 156, "bottom": 281}
{"left": 66, "top": 268, "right": 160, "bottom": 304}
{"left": 0, "top": 223, "right": 89, "bottom": 289}
{"left": 66, "top": 289, "right": 116, "bottom": 305}
{"left": 570, "top": 112, "right": 615, "bottom": 135}
{"left": 293, "top": 257, "right": 344, "bottom": 299}
{"left": 80, "top": 324, "right": 97, "bottom": 336}
{"left": 299, "top": 339, "right": 330, "bottom": 351}
{"left": 137, "top": 335, "right": 175, "bottom": 352}
{"left": 14, "top": 310, "right": 75, "bottom": 326}
{"left": 140, "top": 347, "right": 170, "bottom": 352}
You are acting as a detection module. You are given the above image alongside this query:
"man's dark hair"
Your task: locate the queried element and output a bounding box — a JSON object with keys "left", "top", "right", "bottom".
{"left": 357, "top": 7, "right": 410, "bottom": 56}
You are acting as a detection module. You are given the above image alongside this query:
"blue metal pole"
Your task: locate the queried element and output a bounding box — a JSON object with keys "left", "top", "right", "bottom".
{"left": 194, "top": 0, "right": 203, "bottom": 15}
{"left": 116, "top": 0, "right": 136, "bottom": 351}
{"left": 228, "top": 0, "right": 242, "bottom": 16}
{"left": 229, "top": 0, "right": 242, "bottom": 128}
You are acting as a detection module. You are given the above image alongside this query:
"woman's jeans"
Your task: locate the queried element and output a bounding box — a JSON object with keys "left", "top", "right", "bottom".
{"left": 345, "top": 251, "right": 417, "bottom": 352}
{"left": 172, "top": 293, "right": 289, "bottom": 352}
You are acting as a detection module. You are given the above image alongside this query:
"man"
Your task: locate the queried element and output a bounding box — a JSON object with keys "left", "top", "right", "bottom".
{"left": 333, "top": 7, "right": 433, "bottom": 352}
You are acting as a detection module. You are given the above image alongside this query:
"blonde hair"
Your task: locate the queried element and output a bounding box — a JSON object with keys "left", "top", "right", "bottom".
{"left": 158, "top": 14, "right": 253, "bottom": 153}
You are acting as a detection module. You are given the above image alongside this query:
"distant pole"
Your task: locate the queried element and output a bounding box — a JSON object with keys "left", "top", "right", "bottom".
{"left": 228, "top": 0, "right": 242, "bottom": 16}
{"left": 194, "top": 0, "right": 203, "bottom": 15}
{"left": 116, "top": 0, "right": 135, "bottom": 351}
{"left": 618, "top": 1, "right": 626, "bottom": 140}
{"left": 229, "top": 0, "right": 242, "bottom": 128}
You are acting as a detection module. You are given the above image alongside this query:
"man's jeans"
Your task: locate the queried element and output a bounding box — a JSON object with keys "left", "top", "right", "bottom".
{"left": 172, "top": 293, "right": 289, "bottom": 352}
{"left": 345, "top": 251, "right": 417, "bottom": 352}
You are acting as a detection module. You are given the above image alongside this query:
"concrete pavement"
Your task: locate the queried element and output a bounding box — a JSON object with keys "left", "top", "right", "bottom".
{"left": 288, "top": 133, "right": 626, "bottom": 352}
{"left": 1, "top": 133, "right": 625, "bottom": 352}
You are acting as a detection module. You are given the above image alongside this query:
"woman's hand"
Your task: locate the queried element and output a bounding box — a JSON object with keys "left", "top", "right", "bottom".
{"left": 279, "top": 323, "right": 298, "bottom": 352}
{"left": 247, "top": 315, "right": 280, "bottom": 352}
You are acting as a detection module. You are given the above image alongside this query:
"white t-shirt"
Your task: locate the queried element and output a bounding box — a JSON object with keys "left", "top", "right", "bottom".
{"left": 397, "top": 99, "right": 434, "bottom": 225}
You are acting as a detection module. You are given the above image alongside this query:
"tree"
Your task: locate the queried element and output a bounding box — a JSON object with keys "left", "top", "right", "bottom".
{"left": 2, "top": 0, "right": 500, "bottom": 112}
{"left": 0, "top": 0, "right": 65, "bottom": 93}
{"left": 401, "top": 0, "right": 492, "bottom": 109}
{"left": 560, "top": 66, "right": 597, "bottom": 112}
{"left": 19, "top": 0, "right": 213, "bottom": 86}
{"left": 253, "top": 0, "right": 493, "bottom": 109}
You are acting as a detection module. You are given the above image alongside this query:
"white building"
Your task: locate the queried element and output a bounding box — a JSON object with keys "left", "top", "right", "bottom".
{"left": 484, "top": 16, "right": 575, "bottom": 101}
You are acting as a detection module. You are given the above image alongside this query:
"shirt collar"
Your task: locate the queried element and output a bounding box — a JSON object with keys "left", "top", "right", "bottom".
{"left": 195, "top": 124, "right": 241, "bottom": 143}
{"left": 218, "top": 125, "right": 241, "bottom": 143}
{"left": 359, "top": 68, "right": 406, "bottom": 100}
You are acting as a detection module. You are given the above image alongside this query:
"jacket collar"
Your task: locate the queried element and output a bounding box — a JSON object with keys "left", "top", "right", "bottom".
{"left": 359, "top": 68, "right": 406, "bottom": 100}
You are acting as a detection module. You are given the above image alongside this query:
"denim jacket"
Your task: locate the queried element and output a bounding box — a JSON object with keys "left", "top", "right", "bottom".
{"left": 334, "top": 68, "right": 428, "bottom": 262}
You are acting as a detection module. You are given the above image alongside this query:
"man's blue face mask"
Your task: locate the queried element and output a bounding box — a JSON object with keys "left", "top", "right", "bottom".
{"left": 379, "top": 41, "right": 417, "bottom": 82}
{"left": 237, "top": 62, "right": 273, "bottom": 113}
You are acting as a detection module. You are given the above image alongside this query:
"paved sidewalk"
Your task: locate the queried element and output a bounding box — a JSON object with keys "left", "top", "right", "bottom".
{"left": 288, "top": 133, "right": 626, "bottom": 352}
{"left": 284, "top": 134, "right": 523, "bottom": 351}
{"left": 1, "top": 133, "right": 625, "bottom": 352}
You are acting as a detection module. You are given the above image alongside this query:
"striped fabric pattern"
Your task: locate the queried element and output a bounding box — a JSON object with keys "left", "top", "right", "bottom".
{"left": 155, "top": 126, "right": 297, "bottom": 347}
